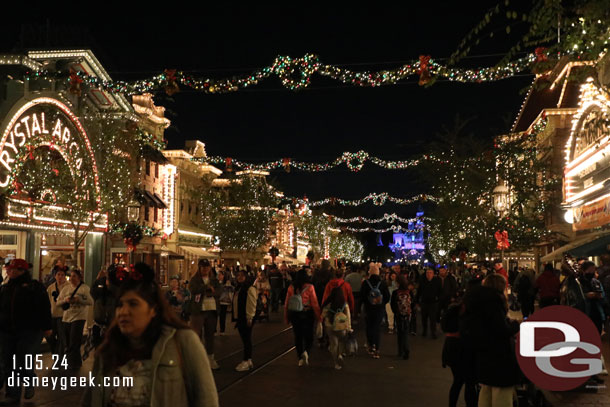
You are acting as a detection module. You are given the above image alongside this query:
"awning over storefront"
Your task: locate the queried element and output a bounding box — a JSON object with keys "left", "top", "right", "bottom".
{"left": 180, "top": 245, "right": 218, "bottom": 259}
{"left": 151, "top": 193, "right": 167, "bottom": 209}
{"left": 541, "top": 230, "right": 610, "bottom": 262}
{"left": 134, "top": 189, "right": 154, "bottom": 206}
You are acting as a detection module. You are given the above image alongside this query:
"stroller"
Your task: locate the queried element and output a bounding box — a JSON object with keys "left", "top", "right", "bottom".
{"left": 255, "top": 290, "right": 270, "bottom": 321}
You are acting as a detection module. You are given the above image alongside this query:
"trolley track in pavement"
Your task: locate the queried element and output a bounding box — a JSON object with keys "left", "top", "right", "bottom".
{"left": 215, "top": 326, "right": 296, "bottom": 393}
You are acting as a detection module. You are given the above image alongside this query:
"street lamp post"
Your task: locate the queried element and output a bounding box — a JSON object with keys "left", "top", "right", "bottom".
{"left": 492, "top": 180, "right": 510, "bottom": 262}
{"left": 127, "top": 198, "right": 140, "bottom": 266}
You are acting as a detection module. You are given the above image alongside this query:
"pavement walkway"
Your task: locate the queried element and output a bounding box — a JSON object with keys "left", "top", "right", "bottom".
{"left": 2, "top": 309, "right": 610, "bottom": 406}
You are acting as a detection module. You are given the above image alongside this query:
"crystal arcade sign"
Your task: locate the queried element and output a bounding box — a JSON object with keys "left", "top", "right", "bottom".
{"left": 0, "top": 97, "right": 100, "bottom": 205}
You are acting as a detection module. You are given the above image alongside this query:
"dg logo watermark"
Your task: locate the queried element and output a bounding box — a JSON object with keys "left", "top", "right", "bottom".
{"left": 516, "top": 305, "right": 603, "bottom": 391}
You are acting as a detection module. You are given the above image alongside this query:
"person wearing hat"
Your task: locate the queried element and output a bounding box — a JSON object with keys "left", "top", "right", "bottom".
{"left": 188, "top": 259, "right": 221, "bottom": 370}
{"left": 0, "top": 259, "right": 52, "bottom": 404}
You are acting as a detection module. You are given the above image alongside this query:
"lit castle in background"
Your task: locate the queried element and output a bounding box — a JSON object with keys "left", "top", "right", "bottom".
{"left": 389, "top": 205, "right": 426, "bottom": 264}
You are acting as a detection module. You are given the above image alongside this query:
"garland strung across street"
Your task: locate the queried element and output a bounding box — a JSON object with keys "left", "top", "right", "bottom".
{"left": 325, "top": 212, "right": 423, "bottom": 224}
{"left": 297, "top": 193, "right": 436, "bottom": 207}
{"left": 198, "top": 151, "right": 449, "bottom": 173}
{"left": 26, "top": 52, "right": 540, "bottom": 96}
{"left": 342, "top": 224, "right": 424, "bottom": 233}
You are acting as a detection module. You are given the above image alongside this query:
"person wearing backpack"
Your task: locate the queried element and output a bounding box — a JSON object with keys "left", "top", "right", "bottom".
{"left": 360, "top": 263, "right": 390, "bottom": 359}
{"left": 321, "top": 287, "right": 352, "bottom": 370}
{"left": 285, "top": 268, "right": 321, "bottom": 366}
{"left": 321, "top": 268, "right": 355, "bottom": 317}
{"left": 390, "top": 275, "right": 412, "bottom": 360}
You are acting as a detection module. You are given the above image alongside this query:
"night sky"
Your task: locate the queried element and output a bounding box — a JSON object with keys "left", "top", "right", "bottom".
{"left": 1, "top": 3, "right": 535, "bottom": 248}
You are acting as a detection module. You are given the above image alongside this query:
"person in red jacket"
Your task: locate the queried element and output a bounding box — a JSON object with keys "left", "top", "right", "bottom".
{"left": 535, "top": 263, "right": 561, "bottom": 308}
{"left": 493, "top": 259, "right": 508, "bottom": 288}
{"left": 322, "top": 268, "right": 355, "bottom": 314}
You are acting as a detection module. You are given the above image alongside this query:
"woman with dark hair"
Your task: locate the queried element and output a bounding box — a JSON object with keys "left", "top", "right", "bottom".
{"left": 58, "top": 268, "right": 93, "bottom": 369}
{"left": 284, "top": 268, "right": 321, "bottom": 366}
{"left": 460, "top": 273, "right": 520, "bottom": 407}
{"left": 321, "top": 285, "right": 351, "bottom": 370}
{"left": 232, "top": 269, "right": 257, "bottom": 371}
{"left": 82, "top": 263, "right": 218, "bottom": 407}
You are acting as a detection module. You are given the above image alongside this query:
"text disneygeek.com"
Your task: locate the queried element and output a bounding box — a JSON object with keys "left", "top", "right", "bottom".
{"left": 9, "top": 354, "right": 133, "bottom": 391}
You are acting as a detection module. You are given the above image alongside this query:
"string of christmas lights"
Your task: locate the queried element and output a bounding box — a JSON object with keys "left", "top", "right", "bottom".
{"left": 199, "top": 151, "right": 449, "bottom": 173}
{"left": 324, "top": 212, "right": 423, "bottom": 224}
{"left": 25, "top": 53, "right": 539, "bottom": 95}
{"left": 108, "top": 223, "right": 164, "bottom": 237}
{"left": 297, "top": 193, "right": 437, "bottom": 207}
{"left": 342, "top": 224, "right": 425, "bottom": 233}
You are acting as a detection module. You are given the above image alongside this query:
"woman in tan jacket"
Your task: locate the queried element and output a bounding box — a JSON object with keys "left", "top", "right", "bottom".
{"left": 82, "top": 263, "right": 218, "bottom": 407}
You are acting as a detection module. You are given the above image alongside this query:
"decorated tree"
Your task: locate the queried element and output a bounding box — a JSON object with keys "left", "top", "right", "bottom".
{"left": 200, "top": 175, "right": 279, "bottom": 262}
{"left": 329, "top": 233, "right": 364, "bottom": 263}
{"left": 294, "top": 213, "right": 332, "bottom": 261}
{"left": 450, "top": 0, "right": 610, "bottom": 90}
{"left": 426, "top": 118, "right": 557, "bottom": 260}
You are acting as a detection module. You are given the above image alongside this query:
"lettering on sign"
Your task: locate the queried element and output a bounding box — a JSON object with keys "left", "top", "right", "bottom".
{"left": 0, "top": 98, "right": 99, "bottom": 203}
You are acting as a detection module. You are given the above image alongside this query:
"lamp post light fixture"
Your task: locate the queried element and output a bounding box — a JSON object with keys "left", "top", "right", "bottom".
{"left": 493, "top": 180, "right": 510, "bottom": 262}
{"left": 493, "top": 180, "right": 510, "bottom": 217}
{"left": 127, "top": 198, "right": 141, "bottom": 223}
{"left": 126, "top": 198, "right": 141, "bottom": 265}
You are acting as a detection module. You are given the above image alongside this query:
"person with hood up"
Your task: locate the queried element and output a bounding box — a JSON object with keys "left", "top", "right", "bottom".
{"left": 360, "top": 262, "right": 390, "bottom": 359}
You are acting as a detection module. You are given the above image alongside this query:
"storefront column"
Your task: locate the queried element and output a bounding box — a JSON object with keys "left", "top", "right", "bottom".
{"left": 84, "top": 233, "right": 104, "bottom": 286}
{"left": 25, "top": 231, "right": 41, "bottom": 280}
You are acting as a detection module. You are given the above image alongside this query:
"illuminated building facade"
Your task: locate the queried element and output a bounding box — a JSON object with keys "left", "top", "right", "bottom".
{"left": 0, "top": 49, "right": 132, "bottom": 283}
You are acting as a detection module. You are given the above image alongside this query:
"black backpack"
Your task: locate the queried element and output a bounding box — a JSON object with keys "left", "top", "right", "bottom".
{"left": 516, "top": 274, "right": 532, "bottom": 295}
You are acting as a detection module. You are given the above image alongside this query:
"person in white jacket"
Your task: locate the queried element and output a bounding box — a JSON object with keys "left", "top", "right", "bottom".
{"left": 57, "top": 268, "right": 93, "bottom": 369}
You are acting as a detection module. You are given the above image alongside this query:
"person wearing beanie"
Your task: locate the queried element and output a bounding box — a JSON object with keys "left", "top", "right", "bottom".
{"left": 0, "top": 259, "right": 52, "bottom": 404}
{"left": 360, "top": 262, "right": 390, "bottom": 358}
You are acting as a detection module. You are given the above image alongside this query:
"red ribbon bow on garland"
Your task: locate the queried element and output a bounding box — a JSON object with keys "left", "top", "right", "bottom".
{"left": 124, "top": 238, "right": 138, "bottom": 252}
{"left": 69, "top": 69, "right": 83, "bottom": 96}
{"left": 225, "top": 157, "right": 233, "bottom": 172}
{"left": 282, "top": 158, "right": 291, "bottom": 173}
{"left": 535, "top": 47, "right": 548, "bottom": 62}
{"left": 418, "top": 55, "right": 432, "bottom": 86}
{"left": 163, "top": 69, "right": 180, "bottom": 96}
{"left": 494, "top": 230, "right": 510, "bottom": 250}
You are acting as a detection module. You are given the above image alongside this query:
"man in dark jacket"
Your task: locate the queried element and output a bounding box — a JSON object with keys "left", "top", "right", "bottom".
{"left": 0, "top": 259, "right": 52, "bottom": 404}
{"left": 438, "top": 266, "right": 458, "bottom": 323}
{"left": 188, "top": 259, "right": 221, "bottom": 370}
{"left": 417, "top": 268, "right": 442, "bottom": 338}
{"left": 360, "top": 263, "right": 390, "bottom": 358}
{"left": 268, "top": 264, "right": 284, "bottom": 312}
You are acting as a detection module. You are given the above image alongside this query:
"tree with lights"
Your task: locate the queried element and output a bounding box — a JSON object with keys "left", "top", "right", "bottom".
{"left": 294, "top": 213, "right": 332, "bottom": 262}
{"left": 200, "top": 175, "right": 279, "bottom": 264}
{"left": 329, "top": 233, "right": 364, "bottom": 263}
{"left": 426, "top": 118, "right": 557, "bottom": 261}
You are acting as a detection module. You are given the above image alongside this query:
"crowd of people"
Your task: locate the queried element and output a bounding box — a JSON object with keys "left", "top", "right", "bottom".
{"left": 0, "top": 253, "right": 608, "bottom": 406}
